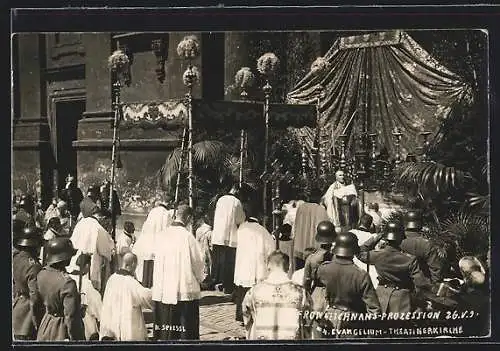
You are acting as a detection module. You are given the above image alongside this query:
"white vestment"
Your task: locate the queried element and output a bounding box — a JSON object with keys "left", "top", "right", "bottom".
{"left": 70, "top": 217, "right": 115, "bottom": 292}
{"left": 132, "top": 206, "right": 174, "bottom": 282}
{"left": 349, "top": 228, "right": 379, "bottom": 288}
{"left": 234, "top": 220, "right": 275, "bottom": 288}
{"left": 100, "top": 272, "right": 152, "bottom": 341}
{"left": 115, "top": 231, "right": 133, "bottom": 268}
{"left": 211, "top": 195, "right": 245, "bottom": 248}
{"left": 152, "top": 224, "right": 205, "bottom": 305}
{"left": 68, "top": 272, "right": 103, "bottom": 340}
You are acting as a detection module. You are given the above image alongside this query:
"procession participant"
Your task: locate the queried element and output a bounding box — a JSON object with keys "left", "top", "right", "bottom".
{"left": 322, "top": 170, "right": 360, "bottom": 232}
{"left": 60, "top": 174, "right": 84, "bottom": 223}
{"left": 67, "top": 253, "right": 102, "bottom": 341}
{"left": 99, "top": 179, "right": 122, "bottom": 218}
{"left": 195, "top": 214, "right": 214, "bottom": 290}
{"left": 366, "top": 203, "right": 383, "bottom": 232}
{"left": 12, "top": 226, "right": 44, "bottom": 340}
{"left": 242, "top": 251, "right": 312, "bottom": 340}
{"left": 317, "top": 232, "right": 381, "bottom": 338}
{"left": 152, "top": 205, "right": 204, "bottom": 340}
{"left": 211, "top": 183, "right": 246, "bottom": 294}
{"left": 291, "top": 247, "right": 315, "bottom": 286}
{"left": 14, "top": 194, "right": 36, "bottom": 228}
{"left": 115, "top": 221, "right": 136, "bottom": 269}
{"left": 70, "top": 209, "right": 116, "bottom": 295}
{"left": 44, "top": 198, "right": 60, "bottom": 225}
{"left": 233, "top": 205, "right": 275, "bottom": 323}
{"left": 357, "top": 221, "right": 431, "bottom": 313}
{"left": 292, "top": 187, "right": 329, "bottom": 269}
{"left": 401, "top": 210, "right": 444, "bottom": 285}
{"left": 455, "top": 256, "right": 489, "bottom": 336}
{"left": 57, "top": 200, "right": 72, "bottom": 236}
{"left": 40, "top": 217, "right": 64, "bottom": 265}
{"left": 100, "top": 252, "right": 153, "bottom": 341}
{"left": 302, "top": 221, "right": 336, "bottom": 339}
{"left": 349, "top": 214, "right": 380, "bottom": 288}
{"left": 132, "top": 195, "right": 174, "bottom": 286}
{"left": 36, "top": 237, "right": 85, "bottom": 341}
{"left": 79, "top": 185, "right": 101, "bottom": 219}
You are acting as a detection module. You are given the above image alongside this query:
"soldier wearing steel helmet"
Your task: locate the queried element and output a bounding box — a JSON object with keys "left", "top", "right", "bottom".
{"left": 400, "top": 210, "right": 444, "bottom": 285}
{"left": 36, "top": 237, "right": 85, "bottom": 341}
{"left": 316, "top": 231, "right": 381, "bottom": 338}
{"left": 14, "top": 195, "right": 36, "bottom": 228}
{"left": 12, "top": 226, "right": 44, "bottom": 340}
{"left": 357, "top": 221, "right": 431, "bottom": 313}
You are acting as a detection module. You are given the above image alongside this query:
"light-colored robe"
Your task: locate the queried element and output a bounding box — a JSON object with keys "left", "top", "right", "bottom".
{"left": 349, "top": 228, "right": 379, "bottom": 289}
{"left": 322, "top": 181, "right": 360, "bottom": 231}
{"left": 68, "top": 272, "right": 102, "bottom": 340}
{"left": 70, "top": 217, "right": 115, "bottom": 292}
{"left": 152, "top": 224, "right": 205, "bottom": 305}
{"left": 132, "top": 206, "right": 174, "bottom": 282}
{"left": 115, "top": 231, "right": 133, "bottom": 269}
{"left": 211, "top": 195, "right": 245, "bottom": 248}
{"left": 99, "top": 272, "right": 152, "bottom": 341}
{"left": 234, "top": 220, "right": 275, "bottom": 288}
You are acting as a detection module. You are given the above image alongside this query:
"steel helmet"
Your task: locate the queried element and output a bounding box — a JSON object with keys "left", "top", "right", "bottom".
{"left": 16, "top": 226, "right": 43, "bottom": 248}
{"left": 45, "top": 237, "right": 78, "bottom": 266}
{"left": 334, "top": 232, "right": 359, "bottom": 257}
{"left": 384, "top": 221, "right": 405, "bottom": 242}
{"left": 405, "top": 210, "right": 423, "bottom": 231}
{"left": 315, "top": 221, "right": 336, "bottom": 244}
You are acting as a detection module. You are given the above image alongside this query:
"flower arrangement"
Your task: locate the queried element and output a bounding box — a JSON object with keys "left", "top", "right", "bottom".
{"left": 257, "top": 52, "right": 280, "bottom": 76}
{"left": 183, "top": 65, "right": 200, "bottom": 86}
{"left": 108, "top": 49, "right": 130, "bottom": 72}
{"left": 310, "top": 56, "right": 330, "bottom": 74}
{"left": 177, "top": 35, "right": 201, "bottom": 60}
{"left": 234, "top": 67, "right": 255, "bottom": 90}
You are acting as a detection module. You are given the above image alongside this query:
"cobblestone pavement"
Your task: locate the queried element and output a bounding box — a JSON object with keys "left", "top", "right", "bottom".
{"left": 144, "top": 290, "right": 246, "bottom": 341}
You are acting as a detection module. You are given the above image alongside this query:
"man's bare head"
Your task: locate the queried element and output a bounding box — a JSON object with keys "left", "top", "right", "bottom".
{"left": 335, "top": 170, "right": 345, "bottom": 183}
{"left": 121, "top": 252, "right": 138, "bottom": 273}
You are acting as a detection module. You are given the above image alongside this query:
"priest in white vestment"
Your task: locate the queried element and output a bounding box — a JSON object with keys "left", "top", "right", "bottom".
{"left": 67, "top": 253, "right": 102, "bottom": 340}
{"left": 211, "top": 184, "right": 246, "bottom": 294}
{"left": 152, "top": 205, "right": 205, "bottom": 340}
{"left": 349, "top": 214, "right": 379, "bottom": 288}
{"left": 70, "top": 210, "right": 116, "bottom": 294}
{"left": 115, "top": 221, "right": 135, "bottom": 269}
{"left": 233, "top": 209, "right": 275, "bottom": 322}
{"left": 322, "top": 170, "right": 361, "bottom": 232}
{"left": 100, "top": 252, "right": 152, "bottom": 341}
{"left": 132, "top": 200, "right": 174, "bottom": 285}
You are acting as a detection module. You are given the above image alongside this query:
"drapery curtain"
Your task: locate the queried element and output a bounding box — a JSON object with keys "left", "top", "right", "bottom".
{"left": 287, "top": 30, "right": 472, "bottom": 166}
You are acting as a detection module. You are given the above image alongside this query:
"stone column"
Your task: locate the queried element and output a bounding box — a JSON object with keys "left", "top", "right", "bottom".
{"left": 13, "top": 33, "right": 52, "bottom": 207}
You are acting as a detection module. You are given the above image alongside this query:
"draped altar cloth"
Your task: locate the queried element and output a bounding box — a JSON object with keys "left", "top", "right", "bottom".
{"left": 286, "top": 30, "right": 472, "bottom": 165}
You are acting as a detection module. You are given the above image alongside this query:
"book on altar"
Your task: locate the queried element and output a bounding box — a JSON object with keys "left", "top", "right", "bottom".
{"left": 333, "top": 184, "right": 357, "bottom": 199}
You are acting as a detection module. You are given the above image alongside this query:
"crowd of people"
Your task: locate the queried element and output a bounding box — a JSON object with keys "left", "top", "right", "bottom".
{"left": 12, "top": 171, "right": 489, "bottom": 342}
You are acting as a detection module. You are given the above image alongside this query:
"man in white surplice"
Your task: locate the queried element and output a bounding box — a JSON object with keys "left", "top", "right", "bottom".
{"left": 211, "top": 184, "right": 246, "bottom": 294}
{"left": 70, "top": 209, "right": 115, "bottom": 294}
{"left": 152, "top": 205, "right": 205, "bottom": 340}
{"left": 233, "top": 207, "right": 275, "bottom": 323}
{"left": 132, "top": 198, "right": 174, "bottom": 285}
{"left": 349, "top": 213, "right": 379, "bottom": 289}
{"left": 100, "top": 252, "right": 152, "bottom": 341}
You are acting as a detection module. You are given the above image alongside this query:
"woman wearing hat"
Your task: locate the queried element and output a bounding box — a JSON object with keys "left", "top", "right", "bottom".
{"left": 12, "top": 226, "right": 44, "bottom": 340}
{"left": 36, "top": 238, "right": 85, "bottom": 341}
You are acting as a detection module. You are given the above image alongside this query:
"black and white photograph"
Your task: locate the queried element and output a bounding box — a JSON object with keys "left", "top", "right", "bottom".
{"left": 11, "top": 20, "right": 491, "bottom": 343}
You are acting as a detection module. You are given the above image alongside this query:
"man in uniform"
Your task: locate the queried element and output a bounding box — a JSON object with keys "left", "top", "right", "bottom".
{"left": 36, "top": 237, "right": 85, "bottom": 341}
{"left": 12, "top": 226, "right": 44, "bottom": 340}
{"left": 357, "top": 221, "right": 431, "bottom": 314}
{"left": 302, "top": 221, "right": 336, "bottom": 339}
{"left": 14, "top": 195, "right": 36, "bottom": 228}
{"left": 317, "top": 232, "right": 381, "bottom": 338}
{"left": 401, "top": 210, "right": 443, "bottom": 285}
